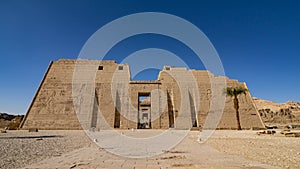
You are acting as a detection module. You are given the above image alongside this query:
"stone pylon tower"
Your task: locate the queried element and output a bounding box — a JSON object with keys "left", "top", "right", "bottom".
{"left": 20, "top": 59, "right": 265, "bottom": 130}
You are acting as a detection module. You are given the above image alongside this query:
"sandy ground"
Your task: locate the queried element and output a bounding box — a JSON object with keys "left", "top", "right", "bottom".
{"left": 0, "top": 130, "right": 91, "bottom": 169}
{"left": 0, "top": 130, "right": 299, "bottom": 169}
{"left": 206, "top": 130, "right": 300, "bottom": 169}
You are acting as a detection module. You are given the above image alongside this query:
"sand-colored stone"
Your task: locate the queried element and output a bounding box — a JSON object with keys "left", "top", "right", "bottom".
{"left": 20, "top": 59, "right": 265, "bottom": 130}
{"left": 254, "top": 98, "right": 300, "bottom": 125}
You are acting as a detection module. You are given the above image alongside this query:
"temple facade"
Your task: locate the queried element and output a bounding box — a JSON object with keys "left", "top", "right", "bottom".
{"left": 20, "top": 59, "right": 265, "bottom": 130}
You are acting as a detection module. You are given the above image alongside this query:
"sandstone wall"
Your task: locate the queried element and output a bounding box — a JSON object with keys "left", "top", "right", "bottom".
{"left": 20, "top": 59, "right": 265, "bottom": 130}
{"left": 20, "top": 60, "right": 81, "bottom": 129}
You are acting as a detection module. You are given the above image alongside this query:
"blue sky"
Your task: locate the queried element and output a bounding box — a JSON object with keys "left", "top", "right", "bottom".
{"left": 0, "top": 0, "right": 299, "bottom": 115}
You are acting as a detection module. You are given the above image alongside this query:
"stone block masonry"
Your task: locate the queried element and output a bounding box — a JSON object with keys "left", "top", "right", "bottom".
{"left": 20, "top": 59, "right": 265, "bottom": 130}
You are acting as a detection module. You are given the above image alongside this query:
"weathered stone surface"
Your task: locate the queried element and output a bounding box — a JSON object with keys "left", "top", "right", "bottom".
{"left": 20, "top": 59, "right": 265, "bottom": 130}
{"left": 28, "top": 128, "right": 38, "bottom": 132}
{"left": 0, "top": 113, "right": 24, "bottom": 130}
{"left": 255, "top": 98, "right": 300, "bottom": 126}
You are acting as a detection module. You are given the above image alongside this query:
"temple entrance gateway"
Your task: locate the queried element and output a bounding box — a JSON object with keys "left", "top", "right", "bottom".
{"left": 138, "top": 93, "right": 151, "bottom": 129}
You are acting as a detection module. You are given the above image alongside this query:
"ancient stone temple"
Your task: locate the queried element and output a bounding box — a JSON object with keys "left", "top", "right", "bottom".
{"left": 20, "top": 59, "right": 265, "bottom": 130}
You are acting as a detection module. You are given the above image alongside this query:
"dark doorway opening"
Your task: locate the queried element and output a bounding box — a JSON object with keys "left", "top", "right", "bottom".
{"left": 138, "top": 93, "right": 151, "bottom": 129}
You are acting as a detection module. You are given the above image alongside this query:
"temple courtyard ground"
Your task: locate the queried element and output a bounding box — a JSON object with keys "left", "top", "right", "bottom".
{"left": 0, "top": 130, "right": 299, "bottom": 169}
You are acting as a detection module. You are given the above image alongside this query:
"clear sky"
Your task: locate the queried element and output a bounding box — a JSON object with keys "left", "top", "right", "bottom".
{"left": 0, "top": 0, "right": 299, "bottom": 115}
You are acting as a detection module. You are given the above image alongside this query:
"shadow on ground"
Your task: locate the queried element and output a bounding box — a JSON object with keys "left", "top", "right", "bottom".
{"left": 0, "top": 135, "right": 63, "bottom": 139}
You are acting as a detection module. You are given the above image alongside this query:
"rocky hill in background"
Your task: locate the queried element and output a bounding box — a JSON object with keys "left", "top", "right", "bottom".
{"left": 0, "top": 113, "right": 24, "bottom": 130}
{"left": 253, "top": 98, "right": 300, "bottom": 126}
